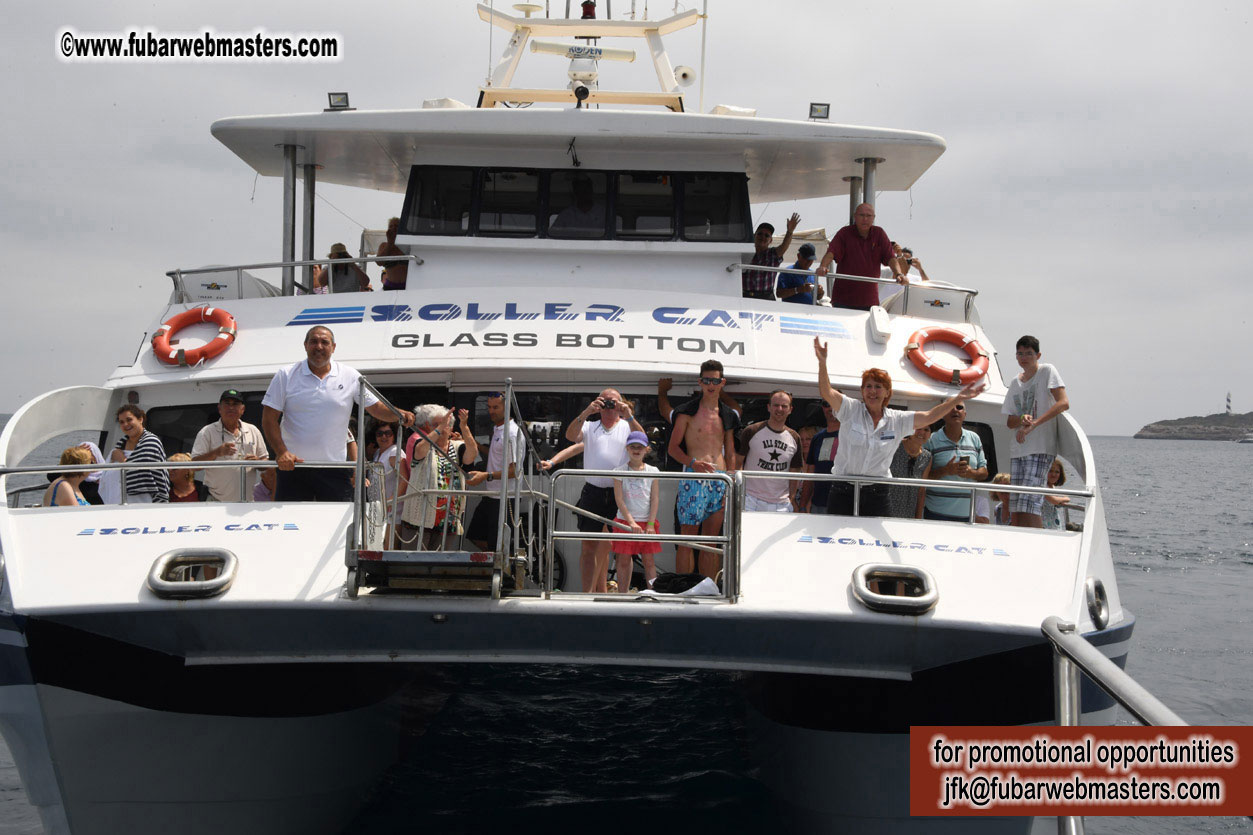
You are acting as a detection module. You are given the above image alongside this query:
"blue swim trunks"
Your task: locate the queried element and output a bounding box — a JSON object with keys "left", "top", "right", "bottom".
{"left": 677, "top": 466, "right": 727, "bottom": 526}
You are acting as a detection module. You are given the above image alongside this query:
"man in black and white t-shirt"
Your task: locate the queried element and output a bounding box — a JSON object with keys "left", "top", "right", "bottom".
{"left": 737, "top": 390, "right": 804, "bottom": 512}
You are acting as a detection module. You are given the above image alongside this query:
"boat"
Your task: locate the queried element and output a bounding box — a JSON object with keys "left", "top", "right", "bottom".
{"left": 0, "top": 5, "right": 1132, "bottom": 833}
{"left": 1239, "top": 433, "right": 1253, "bottom": 443}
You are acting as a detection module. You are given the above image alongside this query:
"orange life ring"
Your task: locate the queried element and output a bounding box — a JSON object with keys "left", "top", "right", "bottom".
{"left": 152, "top": 306, "right": 238, "bottom": 367}
{"left": 905, "top": 327, "right": 989, "bottom": 386}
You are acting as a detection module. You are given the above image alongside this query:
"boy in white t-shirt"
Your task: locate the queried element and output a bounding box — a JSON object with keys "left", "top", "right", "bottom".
{"left": 1000, "top": 335, "right": 1070, "bottom": 527}
{"left": 611, "top": 431, "right": 660, "bottom": 592}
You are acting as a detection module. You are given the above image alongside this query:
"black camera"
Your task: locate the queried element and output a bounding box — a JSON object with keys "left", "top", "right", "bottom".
{"left": 602, "top": 399, "right": 618, "bottom": 410}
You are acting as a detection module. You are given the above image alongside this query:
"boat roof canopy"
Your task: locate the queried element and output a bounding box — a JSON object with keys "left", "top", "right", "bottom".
{"left": 211, "top": 108, "right": 945, "bottom": 203}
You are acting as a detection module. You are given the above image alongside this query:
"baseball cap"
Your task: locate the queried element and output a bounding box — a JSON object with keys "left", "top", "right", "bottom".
{"left": 798, "top": 243, "right": 816, "bottom": 257}
{"left": 626, "top": 430, "right": 649, "bottom": 447}
{"left": 219, "top": 388, "right": 245, "bottom": 404}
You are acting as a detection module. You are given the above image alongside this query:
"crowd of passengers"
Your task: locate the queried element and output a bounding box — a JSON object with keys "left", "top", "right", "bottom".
{"left": 744, "top": 205, "right": 929, "bottom": 308}
{"left": 298, "top": 205, "right": 924, "bottom": 310}
{"left": 42, "top": 326, "right": 1073, "bottom": 595}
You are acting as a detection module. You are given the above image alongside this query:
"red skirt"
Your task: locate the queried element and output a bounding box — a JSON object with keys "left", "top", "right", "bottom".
{"left": 611, "top": 518, "right": 661, "bottom": 555}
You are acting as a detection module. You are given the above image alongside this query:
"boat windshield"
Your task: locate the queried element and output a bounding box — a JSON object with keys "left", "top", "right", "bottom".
{"left": 400, "top": 165, "right": 751, "bottom": 243}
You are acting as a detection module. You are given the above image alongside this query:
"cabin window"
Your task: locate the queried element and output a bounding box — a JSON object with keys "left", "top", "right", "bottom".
{"left": 547, "top": 172, "right": 609, "bottom": 238}
{"left": 681, "top": 172, "right": 751, "bottom": 242}
{"left": 615, "top": 172, "right": 675, "bottom": 239}
{"left": 401, "top": 166, "right": 474, "bottom": 236}
{"left": 479, "top": 170, "right": 540, "bottom": 235}
{"left": 401, "top": 165, "right": 749, "bottom": 242}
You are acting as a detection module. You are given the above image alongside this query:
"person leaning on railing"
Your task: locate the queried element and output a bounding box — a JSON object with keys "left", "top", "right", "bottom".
{"left": 814, "top": 337, "right": 985, "bottom": 517}
{"left": 814, "top": 203, "right": 908, "bottom": 310}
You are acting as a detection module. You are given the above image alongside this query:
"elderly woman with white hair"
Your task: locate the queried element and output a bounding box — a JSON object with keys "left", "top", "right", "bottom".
{"left": 398, "top": 404, "right": 479, "bottom": 549}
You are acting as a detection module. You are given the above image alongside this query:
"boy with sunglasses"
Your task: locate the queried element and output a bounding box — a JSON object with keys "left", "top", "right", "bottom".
{"left": 667, "top": 359, "right": 740, "bottom": 578}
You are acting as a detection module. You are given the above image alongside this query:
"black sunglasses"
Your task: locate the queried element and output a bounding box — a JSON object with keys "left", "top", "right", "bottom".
{"left": 699, "top": 376, "right": 723, "bottom": 385}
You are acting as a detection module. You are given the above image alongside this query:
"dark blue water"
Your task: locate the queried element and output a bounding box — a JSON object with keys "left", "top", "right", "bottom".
{"left": 2, "top": 437, "right": 1250, "bottom": 833}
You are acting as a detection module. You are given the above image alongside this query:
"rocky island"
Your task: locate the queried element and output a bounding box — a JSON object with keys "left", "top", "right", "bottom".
{"left": 1134, "top": 411, "right": 1253, "bottom": 441}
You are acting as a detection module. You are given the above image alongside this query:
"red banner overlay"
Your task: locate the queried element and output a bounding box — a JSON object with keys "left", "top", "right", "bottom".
{"left": 910, "top": 726, "right": 1253, "bottom": 816}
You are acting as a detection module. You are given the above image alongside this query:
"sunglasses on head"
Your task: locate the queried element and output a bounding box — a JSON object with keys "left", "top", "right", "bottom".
{"left": 699, "top": 376, "right": 723, "bottom": 385}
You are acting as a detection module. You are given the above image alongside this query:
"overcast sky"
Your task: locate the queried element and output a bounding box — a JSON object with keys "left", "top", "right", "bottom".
{"left": 4, "top": 0, "right": 1250, "bottom": 435}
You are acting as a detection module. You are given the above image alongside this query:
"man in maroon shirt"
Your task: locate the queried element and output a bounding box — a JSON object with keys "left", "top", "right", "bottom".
{"left": 815, "top": 203, "right": 907, "bottom": 310}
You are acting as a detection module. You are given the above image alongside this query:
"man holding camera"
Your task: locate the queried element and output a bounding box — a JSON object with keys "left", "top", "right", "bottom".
{"left": 563, "top": 389, "right": 645, "bottom": 592}
{"left": 897, "top": 244, "right": 930, "bottom": 283}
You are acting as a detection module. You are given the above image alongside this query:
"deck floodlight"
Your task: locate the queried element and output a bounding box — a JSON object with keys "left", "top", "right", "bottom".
{"left": 326, "top": 92, "right": 353, "bottom": 111}
{"left": 809, "top": 102, "right": 830, "bottom": 121}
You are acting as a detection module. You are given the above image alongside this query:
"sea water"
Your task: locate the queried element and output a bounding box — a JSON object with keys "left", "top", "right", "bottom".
{"left": 1, "top": 436, "right": 1249, "bottom": 834}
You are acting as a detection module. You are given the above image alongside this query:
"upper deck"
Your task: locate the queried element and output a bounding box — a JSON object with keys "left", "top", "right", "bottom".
{"left": 212, "top": 107, "right": 945, "bottom": 204}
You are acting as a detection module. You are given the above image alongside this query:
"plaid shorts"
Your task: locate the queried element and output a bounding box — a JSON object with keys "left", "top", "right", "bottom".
{"left": 1010, "top": 453, "right": 1054, "bottom": 516}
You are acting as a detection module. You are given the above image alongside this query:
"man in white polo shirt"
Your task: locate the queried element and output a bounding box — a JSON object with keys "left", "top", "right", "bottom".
{"left": 559, "top": 388, "right": 645, "bottom": 592}
{"left": 262, "top": 326, "right": 415, "bottom": 502}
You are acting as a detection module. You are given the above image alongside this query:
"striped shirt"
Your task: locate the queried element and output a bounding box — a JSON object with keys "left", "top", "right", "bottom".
{"left": 923, "top": 428, "right": 986, "bottom": 518}
{"left": 115, "top": 430, "right": 169, "bottom": 501}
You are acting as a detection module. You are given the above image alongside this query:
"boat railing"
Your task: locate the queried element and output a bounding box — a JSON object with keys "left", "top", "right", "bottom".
{"left": 352, "top": 376, "right": 461, "bottom": 554}
{"left": 739, "top": 470, "right": 1092, "bottom": 524}
{"left": 544, "top": 468, "right": 739, "bottom": 599}
{"left": 499, "top": 379, "right": 552, "bottom": 573}
{"left": 725, "top": 262, "right": 979, "bottom": 318}
{"left": 2, "top": 458, "right": 352, "bottom": 507}
{"left": 1041, "top": 616, "right": 1188, "bottom": 835}
{"left": 166, "top": 254, "right": 422, "bottom": 302}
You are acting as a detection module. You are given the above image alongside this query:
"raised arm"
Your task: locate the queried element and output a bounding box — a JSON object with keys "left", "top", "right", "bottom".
{"left": 617, "top": 399, "right": 644, "bottom": 433}
{"left": 657, "top": 378, "right": 675, "bottom": 425}
{"left": 913, "top": 379, "right": 988, "bottom": 429}
{"left": 565, "top": 395, "right": 602, "bottom": 443}
{"left": 773, "top": 213, "right": 800, "bottom": 258}
{"left": 454, "top": 409, "right": 479, "bottom": 466}
{"left": 771, "top": 209, "right": 801, "bottom": 258}
{"left": 813, "top": 338, "right": 844, "bottom": 412}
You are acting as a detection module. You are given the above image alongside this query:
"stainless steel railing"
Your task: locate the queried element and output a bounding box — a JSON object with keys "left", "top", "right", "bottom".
{"left": 166, "top": 254, "right": 422, "bottom": 301}
{"left": 2, "top": 458, "right": 349, "bottom": 507}
{"left": 726, "top": 262, "right": 978, "bottom": 310}
{"left": 740, "top": 470, "right": 1091, "bottom": 524}
{"left": 353, "top": 376, "right": 462, "bottom": 553}
{"left": 544, "top": 468, "right": 739, "bottom": 599}
{"left": 1041, "top": 616, "right": 1187, "bottom": 835}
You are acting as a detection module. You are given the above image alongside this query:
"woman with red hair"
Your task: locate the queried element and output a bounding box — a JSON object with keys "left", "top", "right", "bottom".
{"left": 814, "top": 337, "right": 985, "bottom": 517}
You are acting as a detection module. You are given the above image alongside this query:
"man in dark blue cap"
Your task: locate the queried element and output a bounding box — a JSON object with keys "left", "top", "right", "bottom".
{"left": 776, "top": 241, "right": 824, "bottom": 304}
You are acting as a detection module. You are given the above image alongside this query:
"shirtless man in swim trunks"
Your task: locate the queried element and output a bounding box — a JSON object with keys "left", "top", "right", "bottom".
{"left": 667, "top": 359, "right": 740, "bottom": 579}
